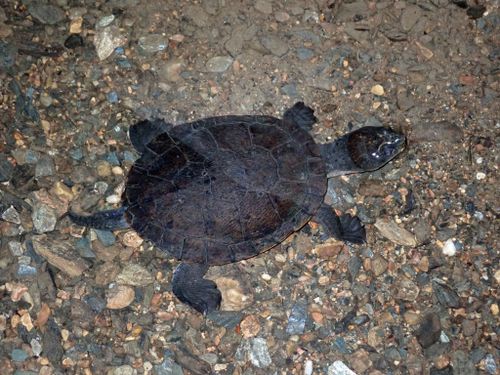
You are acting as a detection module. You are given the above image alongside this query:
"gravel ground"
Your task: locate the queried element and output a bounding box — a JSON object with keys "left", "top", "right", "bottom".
{"left": 0, "top": 0, "right": 499, "bottom": 374}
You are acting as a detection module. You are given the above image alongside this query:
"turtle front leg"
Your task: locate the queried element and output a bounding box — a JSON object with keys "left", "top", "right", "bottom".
{"left": 172, "top": 263, "right": 221, "bottom": 314}
{"left": 315, "top": 203, "right": 366, "bottom": 244}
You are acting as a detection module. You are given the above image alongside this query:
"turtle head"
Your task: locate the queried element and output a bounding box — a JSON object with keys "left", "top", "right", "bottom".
{"left": 347, "top": 126, "right": 406, "bottom": 171}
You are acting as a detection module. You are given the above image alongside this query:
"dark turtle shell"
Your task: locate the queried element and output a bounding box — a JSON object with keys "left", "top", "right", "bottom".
{"left": 123, "top": 115, "right": 326, "bottom": 265}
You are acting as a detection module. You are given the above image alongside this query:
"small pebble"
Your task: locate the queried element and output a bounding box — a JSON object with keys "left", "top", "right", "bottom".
{"left": 96, "top": 160, "right": 112, "bottom": 177}
{"left": 261, "top": 273, "right": 272, "bottom": 281}
{"left": 240, "top": 315, "right": 261, "bottom": 338}
{"left": 494, "top": 269, "right": 500, "bottom": 284}
{"left": 96, "top": 15, "right": 115, "bottom": 28}
{"left": 39, "top": 93, "right": 53, "bottom": 107}
{"left": 116, "top": 264, "right": 154, "bottom": 287}
{"left": 138, "top": 34, "right": 168, "bottom": 53}
{"left": 69, "top": 17, "right": 83, "bottom": 33}
{"left": 8, "top": 241, "right": 23, "bottom": 256}
{"left": 286, "top": 300, "right": 308, "bottom": 334}
{"left": 30, "top": 338, "right": 42, "bottom": 356}
{"left": 371, "top": 255, "right": 388, "bottom": 276}
{"left": 2, "top": 206, "right": 21, "bottom": 224}
{"left": 328, "top": 360, "right": 357, "bottom": 375}
{"left": 371, "top": 84, "right": 385, "bottom": 96}
{"left": 475, "top": 172, "right": 486, "bottom": 180}
{"left": 107, "top": 91, "right": 119, "bottom": 103}
{"left": 11, "top": 348, "right": 29, "bottom": 362}
{"left": 462, "top": 319, "right": 476, "bottom": 336}
{"left": 64, "top": 34, "right": 84, "bottom": 48}
{"left": 415, "top": 313, "right": 441, "bottom": 348}
{"left": 206, "top": 56, "right": 233, "bottom": 73}
{"left": 121, "top": 231, "right": 143, "bottom": 247}
{"left": 484, "top": 353, "right": 497, "bottom": 375}
{"left": 249, "top": 337, "right": 272, "bottom": 368}
{"left": 106, "top": 284, "right": 135, "bottom": 309}
{"left": 32, "top": 204, "right": 57, "bottom": 233}
{"left": 275, "top": 12, "right": 290, "bottom": 22}
{"left": 94, "top": 229, "right": 116, "bottom": 247}
{"left": 112, "top": 166, "right": 123, "bottom": 175}
{"left": 491, "top": 303, "right": 499, "bottom": 316}
{"left": 106, "top": 194, "right": 121, "bottom": 204}
{"left": 304, "top": 359, "right": 313, "bottom": 375}
{"left": 374, "top": 219, "right": 417, "bottom": 247}
{"left": 442, "top": 239, "right": 457, "bottom": 256}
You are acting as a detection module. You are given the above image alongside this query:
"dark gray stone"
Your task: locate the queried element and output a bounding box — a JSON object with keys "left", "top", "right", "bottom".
{"left": 415, "top": 313, "right": 441, "bottom": 348}
{"left": 433, "top": 281, "right": 460, "bottom": 308}
{"left": 28, "top": 4, "right": 66, "bottom": 25}
{"left": 0, "top": 154, "right": 14, "bottom": 182}
{"left": 286, "top": 300, "right": 308, "bottom": 334}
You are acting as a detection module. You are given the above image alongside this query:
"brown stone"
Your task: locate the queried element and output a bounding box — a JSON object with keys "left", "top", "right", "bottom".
{"left": 240, "top": 315, "right": 261, "bottom": 338}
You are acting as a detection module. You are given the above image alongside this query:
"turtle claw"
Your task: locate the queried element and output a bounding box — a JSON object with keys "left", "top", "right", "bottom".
{"left": 315, "top": 204, "right": 366, "bottom": 245}
{"left": 172, "top": 263, "right": 221, "bottom": 315}
{"left": 338, "top": 213, "right": 366, "bottom": 244}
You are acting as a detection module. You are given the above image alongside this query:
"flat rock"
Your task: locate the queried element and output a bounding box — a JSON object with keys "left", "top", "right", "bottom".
{"left": 255, "top": 0, "right": 272, "bottom": 14}
{"left": 206, "top": 56, "right": 233, "bottom": 72}
{"left": 371, "top": 255, "right": 388, "bottom": 276}
{"left": 411, "top": 121, "right": 464, "bottom": 144}
{"left": 374, "top": 218, "right": 417, "bottom": 246}
{"left": 31, "top": 204, "right": 57, "bottom": 233}
{"left": 225, "top": 32, "right": 244, "bottom": 57}
{"left": 249, "top": 337, "right": 272, "bottom": 368}
{"left": 42, "top": 319, "right": 64, "bottom": 364}
{"left": 116, "top": 263, "right": 154, "bottom": 286}
{"left": 106, "top": 284, "right": 135, "bottom": 309}
{"left": 260, "top": 35, "right": 289, "bottom": 57}
{"left": 433, "top": 281, "right": 460, "bottom": 308}
{"left": 401, "top": 5, "right": 423, "bottom": 32}
{"left": 328, "top": 360, "right": 358, "bottom": 375}
{"left": 394, "top": 278, "right": 420, "bottom": 301}
{"left": 184, "top": 5, "right": 209, "bottom": 27}
{"left": 159, "top": 59, "right": 184, "bottom": 82}
{"left": 28, "top": 4, "right": 65, "bottom": 25}
{"left": 93, "top": 26, "right": 127, "bottom": 60}
{"left": 32, "top": 235, "right": 88, "bottom": 277}
{"left": 138, "top": 34, "right": 168, "bottom": 54}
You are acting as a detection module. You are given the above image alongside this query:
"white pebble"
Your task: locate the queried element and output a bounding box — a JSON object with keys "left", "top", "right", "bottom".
{"left": 476, "top": 172, "right": 486, "bottom": 180}
{"left": 328, "top": 361, "right": 357, "bottom": 375}
{"left": 442, "top": 239, "right": 457, "bottom": 256}
{"left": 473, "top": 211, "right": 484, "bottom": 221}
{"left": 440, "top": 331, "right": 450, "bottom": 343}
{"left": 112, "top": 166, "right": 123, "bottom": 175}
{"left": 304, "top": 359, "right": 313, "bottom": 375}
{"left": 475, "top": 157, "right": 483, "bottom": 164}
{"left": 261, "top": 273, "right": 272, "bottom": 281}
{"left": 106, "top": 194, "right": 121, "bottom": 204}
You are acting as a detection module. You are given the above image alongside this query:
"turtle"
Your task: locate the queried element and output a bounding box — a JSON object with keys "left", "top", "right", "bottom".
{"left": 69, "top": 102, "right": 405, "bottom": 314}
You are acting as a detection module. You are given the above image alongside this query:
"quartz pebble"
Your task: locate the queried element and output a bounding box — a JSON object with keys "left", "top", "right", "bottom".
{"left": 328, "top": 361, "right": 358, "bottom": 375}
{"left": 442, "top": 239, "right": 457, "bottom": 256}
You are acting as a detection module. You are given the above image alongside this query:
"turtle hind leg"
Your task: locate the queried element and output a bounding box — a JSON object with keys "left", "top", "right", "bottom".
{"left": 172, "top": 263, "right": 221, "bottom": 315}
{"left": 283, "top": 102, "right": 317, "bottom": 130}
{"left": 129, "top": 119, "right": 171, "bottom": 154}
{"left": 315, "top": 204, "right": 366, "bottom": 244}
{"left": 67, "top": 207, "right": 129, "bottom": 230}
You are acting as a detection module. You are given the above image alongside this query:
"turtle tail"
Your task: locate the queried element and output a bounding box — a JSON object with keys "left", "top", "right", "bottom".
{"left": 67, "top": 206, "right": 129, "bottom": 230}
